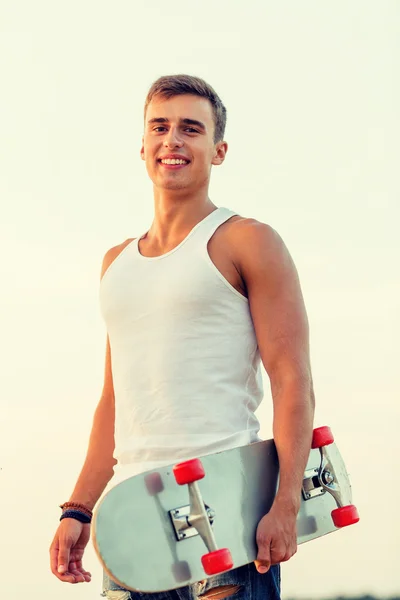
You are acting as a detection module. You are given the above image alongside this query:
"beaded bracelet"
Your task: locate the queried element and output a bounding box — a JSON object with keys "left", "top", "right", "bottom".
{"left": 60, "top": 509, "right": 92, "bottom": 524}
{"left": 59, "top": 502, "right": 93, "bottom": 517}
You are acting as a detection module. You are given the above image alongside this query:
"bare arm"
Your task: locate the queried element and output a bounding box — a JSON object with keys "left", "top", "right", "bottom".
{"left": 50, "top": 244, "right": 128, "bottom": 585}
{"left": 67, "top": 337, "right": 117, "bottom": 510}
{"left": 235, "top": 219, "right": 315, "bottom": 571}
{"left": 237, "top": 220, "right": 315, "bottom": 511}
{"left": 67, "top": 245, "right": 126, "bottom": 510}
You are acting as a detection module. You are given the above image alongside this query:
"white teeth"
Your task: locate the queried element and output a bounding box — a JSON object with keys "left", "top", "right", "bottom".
{"left": 160, "top": 158, "right": 188, "bottom": 165}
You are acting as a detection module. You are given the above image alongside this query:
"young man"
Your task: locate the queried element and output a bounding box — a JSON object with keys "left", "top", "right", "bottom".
{"left": 49, "top": 74, "right": 315, "bottom": 600}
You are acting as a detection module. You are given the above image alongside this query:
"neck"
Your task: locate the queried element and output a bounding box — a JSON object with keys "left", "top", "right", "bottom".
{"left": 147, "top": 187, "right": 216, "bottom": 246}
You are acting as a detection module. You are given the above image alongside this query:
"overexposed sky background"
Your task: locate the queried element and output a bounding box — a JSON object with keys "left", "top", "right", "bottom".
{"left": 1, "top": 1, "right": 399, "bottom": 598}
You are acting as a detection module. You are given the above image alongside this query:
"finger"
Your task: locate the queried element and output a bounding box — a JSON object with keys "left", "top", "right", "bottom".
{"left": 68, "top": 570, "right": 86, "bottom": 583}
{"left": 76, "top": 568, "right": 92, "bottom": 581}
{"left": 254, "top": 558, "right": 270, "bottom": 574}
{"left": 255, "top": 541, "right": 271, "bottom": 574}
{"left": 68, "top": 564, "right": 91, "bottom": 583}
{"left": 70, "top": 558, "right": 92, "bottom": 581}
{"left": 49, "top": 543, "right": 59, "bottom": 574}
{"left": 57, "top": 542, "right": 72, "bottom": 577}
{"left": 50, "top": 544, "right": 75, "bottom": 582}
{"left": 60, "top": 571, "right": 79, "bottom": 583}
{"left": 280, "top": 542, "right": 298, "bottom": 563}
{"left": 270, "top": 541, "right": 289, "bottom": 565}
{"left": 52, "top": 565, "right": 78, "bottom": 584}
{"left": 73, "top": 558, "right": 91, "bottom": 576}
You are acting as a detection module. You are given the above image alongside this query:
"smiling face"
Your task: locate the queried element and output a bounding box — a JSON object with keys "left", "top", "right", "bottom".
{"left": 141, "top": 94, "right": 227, "bottom": 192}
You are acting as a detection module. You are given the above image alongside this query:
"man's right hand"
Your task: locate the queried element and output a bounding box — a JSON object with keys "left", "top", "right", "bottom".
{"left": 49, "top": 519, "right": 92, "bottom": 584}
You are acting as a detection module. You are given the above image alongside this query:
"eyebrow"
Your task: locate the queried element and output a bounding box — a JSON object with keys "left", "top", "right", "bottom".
{"left": 147, "top": 117, "right": 206, "bottom": 131}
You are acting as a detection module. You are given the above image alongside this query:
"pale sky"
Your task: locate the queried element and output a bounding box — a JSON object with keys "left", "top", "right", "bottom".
{"left": 0, "top": 1, "right": 399, "bottom": 598}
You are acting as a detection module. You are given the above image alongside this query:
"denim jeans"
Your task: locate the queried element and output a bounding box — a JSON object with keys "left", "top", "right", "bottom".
{"left": 102, "top": 563, "right": 281, "bottom": 600}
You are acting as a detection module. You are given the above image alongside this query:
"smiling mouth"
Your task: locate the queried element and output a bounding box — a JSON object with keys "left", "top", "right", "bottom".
{"left": 158, "top": 158, "right": 190, "bottom": 166}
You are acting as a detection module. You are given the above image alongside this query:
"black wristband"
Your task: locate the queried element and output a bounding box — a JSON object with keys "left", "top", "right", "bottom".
{"left": 60, "top": 509, "right": 92, "bottom": 524}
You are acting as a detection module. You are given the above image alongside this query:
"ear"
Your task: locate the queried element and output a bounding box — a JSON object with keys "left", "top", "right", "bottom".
{"left": 211, "top": 141, "right": 228, "bottom": 166}
{"left": 140, "top": 136, "right": 145, "bottom": 161}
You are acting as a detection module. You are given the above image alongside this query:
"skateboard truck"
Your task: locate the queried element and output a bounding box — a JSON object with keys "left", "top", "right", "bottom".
{"left": 302, "top": 426, "right": 360, "bottom": 529}
{"left": 171, "top": 459, "right": 234, "bottom": 576}
{"left": 169, "top": 504, "right": 215, "bottom": 540}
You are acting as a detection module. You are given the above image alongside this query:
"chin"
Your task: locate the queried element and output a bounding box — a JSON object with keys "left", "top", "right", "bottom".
{"left": 154, "top": 174, "right": 192, "bottom": 191}
{"left": 160, "top": 181, "right": 190, "bottom": 191}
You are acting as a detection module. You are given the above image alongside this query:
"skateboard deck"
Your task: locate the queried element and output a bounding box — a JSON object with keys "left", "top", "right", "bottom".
{"left": 92, "top": 426, "right": 359, "bottom": 593}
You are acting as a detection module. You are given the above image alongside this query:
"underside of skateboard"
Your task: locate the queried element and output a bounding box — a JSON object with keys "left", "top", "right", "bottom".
{"left": 93, "top": 425, "right": 360, "bottom": 591}
{"left": 166, "top": 426, "right": 359, "bottom": 576}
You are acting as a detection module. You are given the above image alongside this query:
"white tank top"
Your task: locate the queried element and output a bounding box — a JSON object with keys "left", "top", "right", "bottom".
{"left": 99, "top": 207, "right": 264, "bottom": 487}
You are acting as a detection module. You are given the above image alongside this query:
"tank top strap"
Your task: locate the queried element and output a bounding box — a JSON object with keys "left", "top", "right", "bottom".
{"left": 191, "top": 206, "right": 237, "bottom": 245}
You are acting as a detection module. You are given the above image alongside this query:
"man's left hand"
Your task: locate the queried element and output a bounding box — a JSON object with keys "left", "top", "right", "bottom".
{"left": 254, "top": 502, "right": 298, "bottom": 574}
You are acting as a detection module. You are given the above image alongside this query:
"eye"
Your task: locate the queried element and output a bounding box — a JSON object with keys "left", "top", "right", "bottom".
{"left": 153, "top": 127, "right": 167, "bottom": 132}
{"left": 185, "top": 128, "right": 198, "bottom": 133}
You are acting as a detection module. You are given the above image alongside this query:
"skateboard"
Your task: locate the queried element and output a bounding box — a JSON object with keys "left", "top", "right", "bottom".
{"left": 92, "top": 426, "right": 359, "bottom": 592}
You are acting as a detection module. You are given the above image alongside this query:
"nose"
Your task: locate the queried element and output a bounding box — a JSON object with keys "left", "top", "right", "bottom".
{"left": 163, "top": 126, "right": 183, "bottom": 149}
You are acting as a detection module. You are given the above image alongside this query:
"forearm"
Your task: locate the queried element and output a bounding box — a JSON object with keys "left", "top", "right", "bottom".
{"left": 68, "top": 397, "right": 117, "bottom": 511}
{"left": 272, "top": 376, "right": 315, "bottom": 513}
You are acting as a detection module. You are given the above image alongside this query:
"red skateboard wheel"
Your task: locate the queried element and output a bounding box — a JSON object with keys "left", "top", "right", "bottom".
{"left": 173, "top": 458, "right": 205, "bottom": 485}
{"left": 312, "top": 426, "right": 334, "bottom": 448}
{"left": 201, "top": 548, "right": 234, "bottom": 575}
{"left": 332, "top": 504, "right": 360, "bottom": 528}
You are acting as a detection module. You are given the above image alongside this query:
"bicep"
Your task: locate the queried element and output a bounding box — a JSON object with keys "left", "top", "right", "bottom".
{"left": 239, "top": 223, "right": 311, "bottom": 382}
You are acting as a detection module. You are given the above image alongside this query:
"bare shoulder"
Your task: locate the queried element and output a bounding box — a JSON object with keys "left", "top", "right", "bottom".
{"left": 223, "top": 215, "right": 289, "bottom": 267}
{"left": 226, "top": 215, "right": 281, "bottom": 242}
{"left": 100, "top": 238, "right": 136, "bottom": 280}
